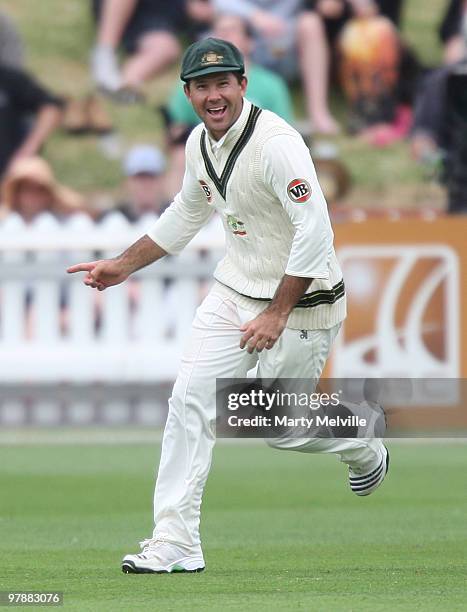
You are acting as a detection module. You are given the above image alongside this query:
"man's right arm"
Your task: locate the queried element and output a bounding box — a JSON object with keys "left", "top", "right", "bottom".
{"left": 146, "top": 162, "right": 214, "bottom": 255}
{"left": 68, "top": 140, "right": 213, "bottom": 290}
{"left": 66, "top": 235, "right": 167, "bottom": 290}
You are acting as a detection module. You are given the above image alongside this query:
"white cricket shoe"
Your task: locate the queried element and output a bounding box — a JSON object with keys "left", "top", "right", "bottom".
{"left": 348, "top": 445, "right": 390, "bottom": 496}
{"left": 122, "top": 539, "right": 205, "bottom": 574}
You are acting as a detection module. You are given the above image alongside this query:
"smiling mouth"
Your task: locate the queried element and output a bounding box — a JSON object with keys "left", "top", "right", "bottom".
{"left": 207, "top": 105, "right": 227, "bottom": 118}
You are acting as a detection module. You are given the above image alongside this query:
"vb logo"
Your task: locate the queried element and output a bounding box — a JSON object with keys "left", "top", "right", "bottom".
{"left": 287, "top": 178, "right": 312, "bottom": 203}
{"left": 199, "top": 180, "right": 212, "bottom": 203}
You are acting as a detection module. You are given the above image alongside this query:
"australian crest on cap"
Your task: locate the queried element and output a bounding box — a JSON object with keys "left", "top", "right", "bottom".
{"left": 201, "top": 51, "right": 224, "bottom": 65}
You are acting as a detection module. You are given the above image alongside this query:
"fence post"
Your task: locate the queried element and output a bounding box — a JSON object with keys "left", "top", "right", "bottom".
{"left": 99, "top": 212, "right": 132, "bottom": 347}
{"left": 1, "top": 213, "right": 26, "bottom": 343}
{"left": 67, "top": 213, "right": 96, "bottom": 346}
{"left": 33, "top": 213, "right": 62, "bottom": 344}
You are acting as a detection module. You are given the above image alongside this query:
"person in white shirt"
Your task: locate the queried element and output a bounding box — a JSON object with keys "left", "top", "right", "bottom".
{"left": 68, "top": 38, "right": 389, "bottom": 575}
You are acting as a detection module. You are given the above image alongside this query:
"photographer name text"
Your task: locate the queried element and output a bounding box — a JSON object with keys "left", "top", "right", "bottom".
{"left": 227, "top": 415, "right": 367, "bottom": 428}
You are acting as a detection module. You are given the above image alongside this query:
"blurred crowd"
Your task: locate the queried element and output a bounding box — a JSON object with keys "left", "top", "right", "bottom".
{"left": 1, "top": 0, "right": 467, "bottom": 223}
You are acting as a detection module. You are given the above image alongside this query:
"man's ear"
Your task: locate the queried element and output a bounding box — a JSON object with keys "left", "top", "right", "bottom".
{"left": 183, "top": 83, "right": 191, "bottom": 100}
{"left": 241, "top": 76, "right": 248, "bottom": 95}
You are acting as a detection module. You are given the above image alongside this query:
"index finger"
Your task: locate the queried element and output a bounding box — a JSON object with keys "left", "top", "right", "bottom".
{"left": 67, "top": 262, "right": 96, "bottom": 274}
{"left": 240, "top": 327, "right": 255, "bottom": 350}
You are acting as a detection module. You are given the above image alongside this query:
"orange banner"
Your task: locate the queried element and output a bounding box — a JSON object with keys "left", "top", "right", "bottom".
{"left": 327, "top": 216, "right": 467, "bottom": 378}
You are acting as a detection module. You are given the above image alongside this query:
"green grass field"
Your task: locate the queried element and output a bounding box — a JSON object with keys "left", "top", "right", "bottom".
{"left": 1, "top": 440, "right": 466, "bottom": 611}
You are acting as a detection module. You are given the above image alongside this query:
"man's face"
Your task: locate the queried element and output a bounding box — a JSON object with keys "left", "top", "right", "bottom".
{"left": 184, "top": 71, "right": 247, "bottom": 140}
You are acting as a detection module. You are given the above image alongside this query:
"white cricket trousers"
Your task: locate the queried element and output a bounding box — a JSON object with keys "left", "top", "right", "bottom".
{"left": 152, "top": 287, "right": 383, "bottom": 550}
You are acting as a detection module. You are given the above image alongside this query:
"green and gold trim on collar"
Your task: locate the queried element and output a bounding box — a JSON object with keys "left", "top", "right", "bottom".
{"left": 200, "top": 104, "right": 262, "bottom": 200}
{"left": 226, "top": 279, "right": 345, "bottom": 309}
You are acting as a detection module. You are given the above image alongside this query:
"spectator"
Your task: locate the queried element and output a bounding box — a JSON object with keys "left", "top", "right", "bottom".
{"left": 306, "top": 0, "right": 405, "bottom": 48}
{"left": 439, "top": 0, "right": 467, "bottom": 64}
{"left": 306, "top": 0, "right": 409, "bottom": 134}
{"left": 0, "top": 157, "right": 88, "bottom": 340}
{"left": 0, "top": 9, "right": 24, "bottom": 68}
{"left": 0, "top": 65, "right": 64, "bottom": 178}
{"left": 163, "top": 13, "right": 294, "bottom": 197}
{"left": 411, "top": 68, "right": 449, "bottom": 165}
{"left": 412, "top": 1, "right": 467, "bottom": 165}
{"left": 97, "top": 144, "right": 180, "bottom": 335}
{"left": 212, "top": 0, "right": 341, "bottom": 133}
{"left": 101, "top": 145, "right": 170, "bottom": 221}
{"left": 444, "top": 61, "right": 467, "bottom": 212}
{"left": 307, "top": 1, "right": 404, "bottom": 38}
{"left": 212, "top": 0, "right": 406, "bottom": 134}
{"left": 411, "top": 59, "right": 467, "bottom": 213}
{"left": 90, "top": 0, "right": 185, "bottom": 98}
{"left": 0, "top": 157, "right": 86, "bottom": 224}
{"left": 338, "top": 12, "right": 410, "bottom": 143}
{"left": 185, "top": 0, "right": 216, "bottom": 40}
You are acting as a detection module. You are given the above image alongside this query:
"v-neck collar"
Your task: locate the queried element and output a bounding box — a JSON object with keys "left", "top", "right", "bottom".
{"left": 200, "top": 100, "right": 262, "bottom": 201}
{"left": 206, "top": 98, "right": 251, "bottom": 153}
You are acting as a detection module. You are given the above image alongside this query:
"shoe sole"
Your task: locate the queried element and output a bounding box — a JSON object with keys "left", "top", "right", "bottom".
{"left": 350, "top": 445, "right": 390, "bottom": 496}
{"left": 122, "top": 559, "right": 205, "bottom": 575}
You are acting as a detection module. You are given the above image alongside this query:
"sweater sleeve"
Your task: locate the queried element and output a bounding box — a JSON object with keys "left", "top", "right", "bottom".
{"left": 261, "top": 133, "right": 332, "bottom": 280}
{"left": 147, "top": 145, "right": 214, "bottom": 254}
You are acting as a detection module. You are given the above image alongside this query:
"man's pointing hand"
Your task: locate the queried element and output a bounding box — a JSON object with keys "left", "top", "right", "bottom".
{"left": 67, "top": 259, "right": 130, "bottom": 291}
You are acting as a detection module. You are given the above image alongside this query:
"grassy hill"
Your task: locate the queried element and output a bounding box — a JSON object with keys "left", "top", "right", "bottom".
{"left": 2, "top": 0, "right": 449, "bottom": 208}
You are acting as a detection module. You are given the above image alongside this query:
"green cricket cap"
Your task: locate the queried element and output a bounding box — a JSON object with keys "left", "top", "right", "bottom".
{"left": 180, "top": 37, "right": 245, "bottom": 82}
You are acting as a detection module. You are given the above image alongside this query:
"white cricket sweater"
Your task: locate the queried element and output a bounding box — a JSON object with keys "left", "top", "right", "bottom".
{"left": 148, "top": 99, "right": 346, "bottom": 330}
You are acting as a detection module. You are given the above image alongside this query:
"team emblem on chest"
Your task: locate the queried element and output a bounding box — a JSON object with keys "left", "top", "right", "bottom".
{"left": 227, "top": 214, "right": 247, "bottom": 236}
{"left": 287, "top": 178, "right": 312, "bottom": 203}
{"left": 199, "top": 180, "right": 212, "bottom": 203}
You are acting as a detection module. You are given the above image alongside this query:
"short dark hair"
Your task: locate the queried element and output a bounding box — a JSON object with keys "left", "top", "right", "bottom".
{"left": 232, "top": 71, "right": 246, "bottom": 84}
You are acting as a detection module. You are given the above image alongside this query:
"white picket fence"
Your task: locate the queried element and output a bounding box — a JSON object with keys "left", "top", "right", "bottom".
{"left": 0, "top": 211, "right": 224, "bottom": 424}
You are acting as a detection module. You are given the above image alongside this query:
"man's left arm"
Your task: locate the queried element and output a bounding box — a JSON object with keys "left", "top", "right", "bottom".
{"left": 240, "top": 133, "right": 331, "bottom": 353}
{"left": 239, "top": 274, "right": 311, "bottom": 352}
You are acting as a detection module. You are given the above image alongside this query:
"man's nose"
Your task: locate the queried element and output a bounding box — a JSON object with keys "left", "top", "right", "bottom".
{"left": 206, "top": 86, "right": 222, "bottom": 101}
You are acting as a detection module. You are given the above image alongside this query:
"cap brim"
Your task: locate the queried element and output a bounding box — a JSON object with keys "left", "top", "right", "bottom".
{"left": 181, "top": 66, "right": 243, "bottom": 81}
